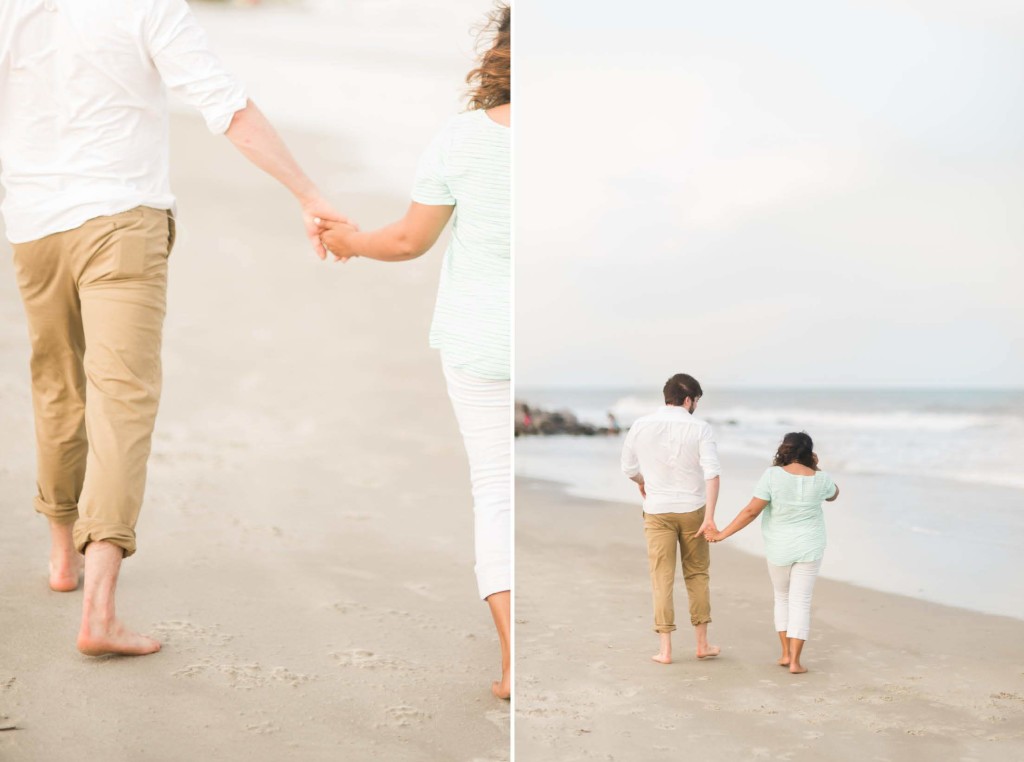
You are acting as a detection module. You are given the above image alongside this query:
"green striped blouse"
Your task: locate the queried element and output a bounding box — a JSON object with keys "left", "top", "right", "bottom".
{"left": 412, "top": 109, "right": 510, "bottom": 381}
{"left": 754, "top": 467, "right": 837, "bottom": 566}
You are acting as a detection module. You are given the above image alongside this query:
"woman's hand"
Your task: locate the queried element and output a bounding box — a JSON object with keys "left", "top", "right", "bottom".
{"left": 316, "top": 218, "right": 361, "bottom": 262}
{"left": 704, "top": 529, "right": 724, "bottom": 543}
{"left": 301, "top": 197, "right": 351, "bottom": 260}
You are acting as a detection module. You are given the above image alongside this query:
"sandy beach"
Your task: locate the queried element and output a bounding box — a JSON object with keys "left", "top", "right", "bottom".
{"left": 0, "top": 113, "right": 508, "bottom": 761}
{"left": 515, "top": 475, "right": 1024, "bottom": 761}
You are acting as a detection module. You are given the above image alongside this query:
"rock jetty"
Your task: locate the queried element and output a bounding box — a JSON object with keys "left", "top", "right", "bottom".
{"left": 516, "top": 401, "right": 622, "bottom": 437}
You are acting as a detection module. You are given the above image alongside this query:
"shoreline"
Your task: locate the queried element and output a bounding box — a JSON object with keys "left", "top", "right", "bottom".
{"left": 515, "top": 475, "right": 1024, "bottom": 761}
{"left": 518, "top": 476, "right": 1024, "bottom": 626}
{"left": 516, "top": 438, "right": 1024, "bottom": 622}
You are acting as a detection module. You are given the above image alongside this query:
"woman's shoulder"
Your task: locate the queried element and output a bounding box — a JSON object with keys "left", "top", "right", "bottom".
{"left": 430, "top": 110, "right": 505, "bottom": 154}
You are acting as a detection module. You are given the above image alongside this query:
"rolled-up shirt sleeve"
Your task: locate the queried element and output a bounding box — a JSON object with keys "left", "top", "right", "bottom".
{"left": 699, "top": 424, "right": 721, "bottom": 480}
{"left": 621, "top": 425, "right": 641, "bottom": 479}
{"left": 143, "top": 0, "right": 248, "bottom": 134}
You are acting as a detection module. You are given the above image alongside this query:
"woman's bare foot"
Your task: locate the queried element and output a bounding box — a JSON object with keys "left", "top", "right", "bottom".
{"left": 776, "top": 632, "right": 790, "bottom": 666}
{"left": 48, "top": 521, "right": 81, "bottom": 592}
{"left": 492, "top": 675, "right": 510, "bottom": 700}
{"left": 696, "top": 645, "right": 721, "bottom": 659}
{"left": 77, "top": 618, "right": 161, "bottom": 657}
{"left": 485, "top": 591, "right": 511, "bottom": 701}
{"left": 787, "top": 637, "right": 806, "bottom": 674}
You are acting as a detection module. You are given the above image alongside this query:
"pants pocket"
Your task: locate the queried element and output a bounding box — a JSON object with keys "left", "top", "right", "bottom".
{"left": 104, "top": 208, "right": 147, "bottom": 278}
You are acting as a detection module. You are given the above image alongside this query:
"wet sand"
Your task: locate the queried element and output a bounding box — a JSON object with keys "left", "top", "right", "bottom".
{"left": 515, "top": 477, "right": 1024, "bottom": 762}
{"left": 0, "top": 114, "right": 508, "bottom": 762}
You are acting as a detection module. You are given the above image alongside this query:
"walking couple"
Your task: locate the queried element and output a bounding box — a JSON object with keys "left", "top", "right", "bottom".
{"left": 0, "top": 1, "right": 510, "bottom": 698}
{"left": 621, "top": 373, "right": 840, "bottom": 674}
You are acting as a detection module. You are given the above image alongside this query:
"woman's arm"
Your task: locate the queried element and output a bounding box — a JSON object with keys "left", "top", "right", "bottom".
{"left": 826, "top": 485, "right": 840, "bottom": 502}
{"left": 317, "top": 202, "right": 454, "bottom": 263}
{"left": 706, "top": 497, "right": 769, "bottom": 542}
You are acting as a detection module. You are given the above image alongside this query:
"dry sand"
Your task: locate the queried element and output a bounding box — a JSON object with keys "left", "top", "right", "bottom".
{"left": 0, "top": 115, "right": 508, "bottom": 761}
{"left": 515, "top": 477, "right": 1024, "bottom": 762}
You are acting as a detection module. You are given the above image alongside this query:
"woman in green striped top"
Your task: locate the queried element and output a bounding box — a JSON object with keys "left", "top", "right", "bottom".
{"left": 316, "top": 6, "right": 511, "bottom": 700}
{"left": 707, "top": 432, "right": 840, "bottom": 674}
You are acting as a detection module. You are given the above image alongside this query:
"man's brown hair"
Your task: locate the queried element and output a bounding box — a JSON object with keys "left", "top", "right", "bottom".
{"left": 663, "top": 373, "right": 703, "bottom": 406}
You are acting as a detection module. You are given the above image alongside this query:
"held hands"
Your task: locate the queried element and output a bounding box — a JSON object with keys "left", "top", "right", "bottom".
{"left": 300, "top": 196, "right": 349, "bottom": 260}
{"left": 704, "top": 529, "right": 725, "bottom": 543}
{"left": 696, "top": 519, "right": 719, "bottom": 542}
{"left": 299, "top": 195, "right": 357, "bottom": 260}
{"left": 315, "top": 217, "right": 361, "bottom": 263}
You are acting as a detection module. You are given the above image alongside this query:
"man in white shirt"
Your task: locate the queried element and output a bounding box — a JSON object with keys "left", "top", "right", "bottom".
{"left": 0, "top": 0, "right": 345, "bottom": 656}
{"left": 621, "top": 373, "right": 722, "bottom": 664}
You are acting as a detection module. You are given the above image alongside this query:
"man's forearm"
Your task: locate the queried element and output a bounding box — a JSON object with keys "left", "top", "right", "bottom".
{"left": 225, "top": 100, "right": 319, "bottom": 203}
{"left": 704, "top": 476, "right": 720, "bottom": 521}
{"left": 629, "top": 474, "right": 644, "bottom": 485}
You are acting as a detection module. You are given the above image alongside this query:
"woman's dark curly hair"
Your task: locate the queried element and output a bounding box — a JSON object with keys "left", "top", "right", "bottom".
{"left": 773, "top": 432, "right": 818, "bottom": 470}
{"left": 466, "top": 4, "right": 511, "bottom": 110}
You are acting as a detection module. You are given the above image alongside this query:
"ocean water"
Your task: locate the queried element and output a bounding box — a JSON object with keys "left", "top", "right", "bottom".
{"left": 519, "top": 386, "right": 1024, "bottom": 490}
{"left": 516, "top": 386, "right": 1024, "bottom": 620}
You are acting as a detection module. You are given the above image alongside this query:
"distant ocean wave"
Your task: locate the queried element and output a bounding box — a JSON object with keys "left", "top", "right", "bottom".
{"left": 521, "top": 388, "right": 1024, "bottom": 492}
{"left": 603, "top": 396, "right": 1021, "bottom": 432}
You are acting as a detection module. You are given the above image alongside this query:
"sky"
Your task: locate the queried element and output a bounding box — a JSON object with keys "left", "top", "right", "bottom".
{"left": 515, "top": 0, "right": 1024, "bottom": 388}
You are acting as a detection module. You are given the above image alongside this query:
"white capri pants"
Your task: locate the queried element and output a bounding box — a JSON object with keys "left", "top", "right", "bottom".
{"left": 767, "top": 558, "right": 822, "bottom": 641}
{"left": 442, "top": 361, "right": 511, "bottom": 600}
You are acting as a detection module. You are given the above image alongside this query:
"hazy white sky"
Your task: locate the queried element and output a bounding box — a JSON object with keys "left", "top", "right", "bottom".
{"left": 516, "top": 0, "right": 1024, "bottom": 388}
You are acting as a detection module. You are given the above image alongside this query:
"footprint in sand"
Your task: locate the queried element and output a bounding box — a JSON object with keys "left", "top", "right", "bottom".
{"left": 383, "top": 705, "right": 430, "bottom": 728}
{"left": 484, "top": 709, "right": 510, "bottom": 731}
{"left": 330, "top": 649, "right": 409, "bottom": 672}
{"left": 151, "top": 620, "right": 234, "bottom": 649}
{"left": 403, "top": 583, "right": 444, "bottom": 601}
{"left": 172, "top": 660, "right": 313, "bottom": 689}
{"left": 330, "top": 601, "right": 371, "bottom": 615}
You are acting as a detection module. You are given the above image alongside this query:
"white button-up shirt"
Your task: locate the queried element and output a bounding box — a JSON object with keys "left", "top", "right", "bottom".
{"left": 621, "top": 405, "right": 721, "bottom": 514}
{"left": 0, "top": 0, "right": 247, "bottom": 243}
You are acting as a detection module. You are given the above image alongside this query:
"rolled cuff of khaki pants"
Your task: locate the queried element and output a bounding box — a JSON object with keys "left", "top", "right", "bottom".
{"left": 653, "top": 623, "right": 677, "bottom": 634}
{"left": 74, "top": 519, "right": 137, "bottom": 557}
{"left": 34, "top": 496, "right": 79, "bottom": 525}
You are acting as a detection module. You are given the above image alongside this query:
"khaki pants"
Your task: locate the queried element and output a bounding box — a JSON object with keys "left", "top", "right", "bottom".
{"left": 12, "top": 207, "right": 175, "bottom": 557}
{"left": 644, "top": 507, "right": 711, "bottom": 632}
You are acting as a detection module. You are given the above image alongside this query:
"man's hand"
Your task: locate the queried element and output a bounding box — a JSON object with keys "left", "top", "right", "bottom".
{"left": 696, "top": 517, "right": 718, "bottom": 541}
{"left": 301, "top": 197, "right": 351, "bottom": 260}
{"left": 638, "top": 482, "right": 647, "bottom": 499}
{"left": 705, "top": 529, "right": 723, "bottom": 543}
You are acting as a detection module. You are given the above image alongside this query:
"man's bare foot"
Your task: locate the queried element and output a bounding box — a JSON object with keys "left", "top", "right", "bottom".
{"left": 696, "top": 646, "right": 721, "bottom": 659}
{"left": 48, "top": 557, "right": 82, "bottom": 592}
{"left": 48, "top": 521, "right": 81, "bottom": 592}
{"left": 789, "top": 663, "right": 807, "bottom": 674}
{"left": 491, "top": 675, "right": 510, "bottom": 700}
{"left": 651, "top": 652, "right": 672, "bottom": 664}
{"left": 77, "top": 619, "right": 161, "bottom": 657}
